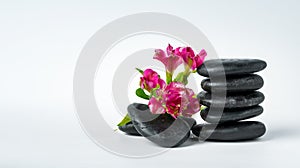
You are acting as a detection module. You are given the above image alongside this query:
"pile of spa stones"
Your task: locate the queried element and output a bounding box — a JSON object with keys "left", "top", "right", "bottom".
{"left": 119, "top": 59, "right": 267, "bottom": 147}
{"left": 192, "top": 59, "right": 267, "bottom": 141}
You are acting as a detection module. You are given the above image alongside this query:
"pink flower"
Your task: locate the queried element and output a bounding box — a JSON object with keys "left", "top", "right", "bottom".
{"left": 163, "top": 82, "right": 199, "bottom": 118}
{"left": 181, "top": 88, "right": 201, "bottom": 117}
{"left": 163, "top": 82, "right": 187, "bottom": 118}
{"left": 140, "top": 69, "right": 165, "bottom": 92}
{"left": 154, "top": 44, "right": 183, "bottom": 74}
{"left": 180, "top": 47, "right": 207, "bottom": 70}
{"left": 148, "top": 97, "right": 165, "bottom": 114}
{"left": 148, "top": 82, "right": 200, "bottom": 118}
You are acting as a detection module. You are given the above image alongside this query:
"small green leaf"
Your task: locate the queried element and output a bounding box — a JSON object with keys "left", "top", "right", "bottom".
{"left": 174, "top": 72, "right": 188, "bottom": 85}
{"left": 136, "top": 88, "right": 150, "bottom": 100}
{"left": 117, "top": 113, "right": 131, "bottom": 126}
{"left": 200, "top": 105, "right": 207, "bottom": 111}
{"left": 135, "top": 68, "right": 144, "bottom": 74}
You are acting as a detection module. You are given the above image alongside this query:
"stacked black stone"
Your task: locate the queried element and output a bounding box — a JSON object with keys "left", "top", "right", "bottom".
{"left": 192, "top": 59, "right": 267, "bottom": 141}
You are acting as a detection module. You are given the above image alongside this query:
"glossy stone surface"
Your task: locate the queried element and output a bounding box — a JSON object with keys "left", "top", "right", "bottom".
{"left": 118, "top": 121, "right": 141, "bottom": 136}
{"left": 191, "top": 121, "right": 266, "bottom": 141}
{"left": 197, "top": 59, "right": 267, "bottom": 77}
{"left": 197, "top": 91, "right": 265, "bottom": 108}
{"left": 200, "top": 106, "right": 263, "bottom": 123}
{"left": 201, "top": 74, "right": 264, "bottom": 93}
{"left": 128, "top": 103, "right": 196, "bottom": 147}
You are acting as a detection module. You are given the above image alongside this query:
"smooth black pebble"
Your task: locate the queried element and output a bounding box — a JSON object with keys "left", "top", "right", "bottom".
{"left": 201, "top": 74, "right": 264, "bottom": 93}
{"left": 191, "top": 121, "right": 266, "bottom": 141}
{"left": 197, "top": 91, "right": 265, "bottom": 108}
{"left": 118, "top": 121, "right": 141, "bottom": 136}
{"left": 128, "top": 103, "right": 196, "bottom": 147}
{"left": 200, "top": 106, "right": 263, "bottom": 123}
{"left": 197, "top": 59, "right": 267, "bottom": 77}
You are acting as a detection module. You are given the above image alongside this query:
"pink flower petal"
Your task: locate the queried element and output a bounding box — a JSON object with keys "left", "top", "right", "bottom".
{"left": 154, "top": 46, "right": 183, "bottom": 74}
{"left": 166, "top": 44, "right": 173, "bottom": 56}
{"left": 158, "top": 78, "right": 166, "bottom": 89}
{"left": 148, "top": 97, "right": 165, "bottom": 114}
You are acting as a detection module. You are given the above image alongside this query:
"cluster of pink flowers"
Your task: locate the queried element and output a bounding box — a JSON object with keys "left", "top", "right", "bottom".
{"left": 137, "top": 44, "right": 207, "bottom": 119}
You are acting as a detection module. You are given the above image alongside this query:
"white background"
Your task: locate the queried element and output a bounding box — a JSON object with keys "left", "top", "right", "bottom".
{"left": 1, "top": 0, "right": 300, "bottom": 167}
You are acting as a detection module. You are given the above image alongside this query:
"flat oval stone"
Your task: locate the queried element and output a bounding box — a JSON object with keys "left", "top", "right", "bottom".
{"left": 191, "top": 121, "right": 266, "bottom": 141}
{"left": 118, "top": 122, "right": 141, "bottom": 136}
{"left": 128, "top": 103, "right": 196, "bottom": 147}
{"left": 197, "top": 91, "right": 265, "bottom": 108}
{"left": 201, "top": 106, "right": 263, "bottom": 123}
{"left": 197, "top": 59, "right": 267, "bottom": 77}
{"left": 201, "top": 74, "right": 264, "bottom": 93}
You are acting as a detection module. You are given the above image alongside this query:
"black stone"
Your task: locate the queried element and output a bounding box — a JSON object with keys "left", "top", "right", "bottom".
{"left": 197, "top": 59, "right": 267, "bottom": 77}
{"left": 201, "top": 74, "right": 264, "bottom": 93}
{"left": 191, "top": 121, "right": 266, "bottom": 141}
{"left": 118, "top": 122, "right": 141, "bottom": 136}
{"left": 128, "top": 103, "right": 196, "bottom": 147}
{"left": 197, "top": 91, "right": 265, "bottom": 108}
{"left": 201, "top": 106, "right": 263, "bottom": 123}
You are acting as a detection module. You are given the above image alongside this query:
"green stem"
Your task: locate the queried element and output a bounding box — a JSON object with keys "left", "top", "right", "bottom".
{"left": 183, "top": 66, "right": 191, "bottom": 80}
{"left": 166, "top": 71, "right": 172, "bottom": 84}
{"left": 184, "top": 65, "right": 191, "bottom": 74}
